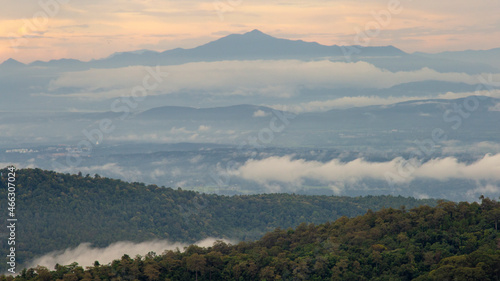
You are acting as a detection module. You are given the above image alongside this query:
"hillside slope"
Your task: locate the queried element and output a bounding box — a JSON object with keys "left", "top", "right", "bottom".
{"left": 0, "top": 168, "right": 438, "bottom": 271}
{"left": 4, "top": 198, "right": 499, "bottom": 280}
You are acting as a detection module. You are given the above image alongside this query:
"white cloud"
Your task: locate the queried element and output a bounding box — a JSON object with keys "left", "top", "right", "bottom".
{"left": 198, "top": 125, "right": 211, "bottom": 132}
{"left": 170, "top": 127, "right": 191, "bottom": 134}
{"left": 230, "top": 155, "right": 409, "bottom": 185}
{"left": 414, "top": 154, "right": 500, "bottom": 181}
{"left": 253, "top": 110, "right": 269, "bottom": 117}
{"left": 230, "top": 154, "right": 500, "bottom": 186}
{"left": 26, "top": 238, "right": 233, "bottom": 270}
{"left": 174, "top": 180, "right": 188, "bottom": 187}
{"left": 270, "top": 96, "right": 419, "bottom": 112}
{"left": 150, "top": 168, "right": 168, "bottom": 179}
{"left": 438, "top": 89, "right": 500, "bottom": 100}
{"left": 413, "top": 192, "right": 430, "bottom": 199}
{"left": 466, "top": 183, "right": 500, "bottom": 200}
{"left": 475, "top": 142, "right": 500, "bottom": 151}
{"left": 46, "top": 60, "right": 500, "bottom": 101}
{"left": 189, "top": 154, "right": 204, "bottom": 164}
{"left": 107, "top": 134, "right": 173, "bottom": 143}
{"left": 269, "top": 89, "right": 500, "bottom": 113}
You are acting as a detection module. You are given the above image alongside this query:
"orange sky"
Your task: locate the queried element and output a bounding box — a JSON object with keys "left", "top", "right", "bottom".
{"left": 1, "top": 0, "right": 499, "bottom": 63}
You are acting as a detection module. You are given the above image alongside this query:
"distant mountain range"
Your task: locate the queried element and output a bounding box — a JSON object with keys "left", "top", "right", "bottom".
{"left": 415, "top": 47, "right": 500, "bottom": 69}
{"left": 2, "top": 30, "right": 498, "bottom": 73}
{"left": 1, "top": 29, "right": 499, "bottom": 148}
{"left": 2, "top": 96, "right": 499, "bottom": 148}
{"left": 1, "top": 30, "right": 405, "bottom": 68}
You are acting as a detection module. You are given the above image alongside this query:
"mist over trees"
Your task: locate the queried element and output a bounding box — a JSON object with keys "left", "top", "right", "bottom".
{"left": 2, "top": 198, "right": 499, "bottom": 280}
{"left": 0, "top": 168, "right": 437, "bottom": 273}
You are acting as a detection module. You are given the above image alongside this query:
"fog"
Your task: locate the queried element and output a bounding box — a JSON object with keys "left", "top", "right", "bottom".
{"left": 47, "top": 60, "right": 498, "bottom": 100}
{"left": 26, "top": 238, "right": 233, "bottom": 270}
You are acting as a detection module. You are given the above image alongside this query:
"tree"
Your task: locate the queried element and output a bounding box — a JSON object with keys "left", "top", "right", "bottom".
{"left": 259, "top": 266, "right": 279, "bottom": 281}
{"left": 186, "top": 253, "right": 206, "bottom": 281}
{"left": 34, "top": 266, "right": 52, "bottom": 281}
{"left": 143, "top": 262, "right": 160, "bottom": 281}
{"left": 487, "top": 208, "right": 500, "bottom": 231}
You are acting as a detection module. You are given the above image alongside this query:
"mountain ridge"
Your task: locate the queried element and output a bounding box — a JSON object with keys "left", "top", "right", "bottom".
{"left": 1, "top": 30, "right": 496, "bottom": 74}
{"left": 2, "top": 29, "right": 407, "bottom": 66}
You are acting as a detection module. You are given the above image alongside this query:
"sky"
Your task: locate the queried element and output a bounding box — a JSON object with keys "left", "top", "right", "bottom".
{"left": 1, "top": 0, "right": 500, "bottom": 64}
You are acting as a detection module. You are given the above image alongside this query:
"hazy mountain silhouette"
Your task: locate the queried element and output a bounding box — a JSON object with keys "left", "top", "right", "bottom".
{"left": 1, "top": 30, "right": 497, "bottom": 74}
{"left": 4, "top": 30, "right": 408, "bottom": 69}
{"left": 0, "top": 58, "right": 25, "bottom": 68}
{"left": 415, "top": 47, "right": 500, "bottom": 69}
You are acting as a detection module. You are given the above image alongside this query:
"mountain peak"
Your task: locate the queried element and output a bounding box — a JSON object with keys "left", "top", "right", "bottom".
{"left": 245, "top": 29, "right": 266, "bottom": 35}
{"left": 193, "top": 29, "right": 278, "bottom": 52}
{"left": 1, "top": 58, "right": 25, "bottom": 67}
{"left": 237, "top": 29, "right": 275, "bottom": 40}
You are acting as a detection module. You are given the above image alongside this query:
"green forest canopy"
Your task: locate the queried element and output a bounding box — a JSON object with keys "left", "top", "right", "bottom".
{"left": 0, "top": 168, "right": 440, "bottom": 273}
{"left": 2, "top": 198, "right": 500, "bottom": 280}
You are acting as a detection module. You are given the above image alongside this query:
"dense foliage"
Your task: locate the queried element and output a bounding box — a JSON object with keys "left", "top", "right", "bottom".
{"left": 0, "top": 168, "right": 437, "bottom": 272}
{"left": 3, "top": 198, "right": 499, "bottom": 280}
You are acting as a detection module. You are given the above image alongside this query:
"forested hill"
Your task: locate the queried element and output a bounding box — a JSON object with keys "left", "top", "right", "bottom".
{"left": 0, "top": 168, "right": 437, "bottom": 271}
{"left": 4, "top": 199, "right": 500, "bottom": 281}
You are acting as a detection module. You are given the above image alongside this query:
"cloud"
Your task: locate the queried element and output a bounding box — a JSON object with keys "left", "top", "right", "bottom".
{"left": 489, "top": 102, "right": 500, "bottom": 111}
{"left": 198, "top": 125, "right": 211, "bottom": 132}
{"left": 106, "top": 134, "right": 173, "bottom": 143}
{"left": 466, "top": 183, "right": 500, "bottom": 200}
{"left": 189, "top": 154, "right": 204, "bottom": 164}
{"left": 414, "top": 154, "right": 500, "bottom": 181}
{"left": 269, "top": 89, "right": 500, "bottom": 113}
{"left": 253, "top": 110, "right": 269, "bottom": 117}
{"left": 46, "top": 60, "right": 500, "bottom": 100}
{"left": 230, "top": 155, "right": 410, "bottom": 185}
{"left": 150, "top": 168, "right": 168, "bottom": 179}
{"left": 25, "top": 238, "right": 233, "bottom": 270}
{"left": 475, "top": 142, "right": 500, "bottom": 152}
{"left": 413, "top": 192, "right": 430, "bottom": 200}
{"left": 270, "top": 96, "right": 418, "bottom": 112}
{"left": 230, "top": 154, "right": 500, "bottom": 187}
{"left": 105, "top": 129, "right": 227, "bottom": 144}
{"left": 169, "top": 127, "right": 191, "bottom": 134}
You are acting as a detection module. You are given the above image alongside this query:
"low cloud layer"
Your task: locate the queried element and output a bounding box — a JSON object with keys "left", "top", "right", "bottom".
{"left": 26, "top": 238, "right": 232, "bottom": 271}
{"left": 47, "top": 60, "right": 500, "bottom": 100}
{"left": 269, "top": 89, "right": 500, "bottom": 113}
{"left": 230, "top": 154, "right": 500, "bottom": 186}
